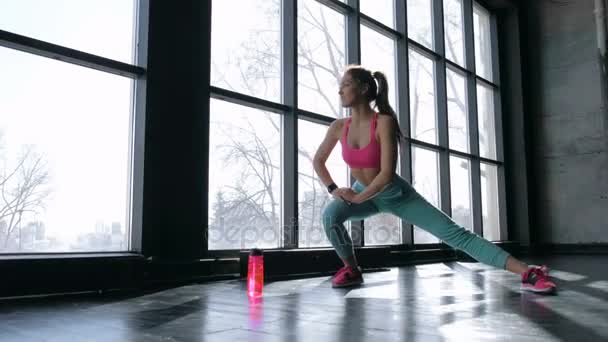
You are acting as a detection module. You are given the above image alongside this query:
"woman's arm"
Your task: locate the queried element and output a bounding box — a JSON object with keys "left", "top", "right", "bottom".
{"left": 351, "top": 115, "right": 397, "bottom": 203}
{"left": 313, "top": 119, "right": 343, "bottom": 187}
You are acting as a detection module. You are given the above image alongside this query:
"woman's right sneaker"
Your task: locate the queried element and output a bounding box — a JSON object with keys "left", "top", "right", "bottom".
{"left": 332, "top": 265, "right": 349, "bottom": 280}
{"left": 332, "top": 266, "right": 364, "bottom": 288}
{"left": 521, "top": 265, "right": 556, "bottom": 294}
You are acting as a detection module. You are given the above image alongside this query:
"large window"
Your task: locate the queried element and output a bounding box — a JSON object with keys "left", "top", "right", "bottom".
{"left": 0, "top": 2, "right": 139, "bottom": 253}
{"left": 208, "top": 0, "right": 505, "bottom": 250}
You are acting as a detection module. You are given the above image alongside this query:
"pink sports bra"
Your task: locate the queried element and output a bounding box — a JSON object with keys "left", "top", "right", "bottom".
{"left": 340, "top": 112, "right": 381, "bottom": 169}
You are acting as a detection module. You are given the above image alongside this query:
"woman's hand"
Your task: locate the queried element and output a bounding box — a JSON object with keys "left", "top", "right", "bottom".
{"left": 331, "top": 188, "right": 359, "bottom": 204}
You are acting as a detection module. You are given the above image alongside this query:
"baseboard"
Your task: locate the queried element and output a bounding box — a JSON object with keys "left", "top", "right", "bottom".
{"left": 0, "top": 241, "right": 528, "bottom": 297}
{"left": 0, "top": 253, "right": 145, "bottom": 298}
{"left": 144, "top": 257, "right": 240, "bottom": 285}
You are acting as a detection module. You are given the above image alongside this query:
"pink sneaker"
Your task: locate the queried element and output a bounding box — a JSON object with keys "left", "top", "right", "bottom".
{"left": 332, "top": 266, "right": 349, "bottom": 279}
{"left": 521, "top": 265, "right": 556, "bottom": 294}
{"left": 332, "top": 265, "right": 363, "bottom": 279}
{"left": 332, "top": 266, "right": 364, "bottom": 288}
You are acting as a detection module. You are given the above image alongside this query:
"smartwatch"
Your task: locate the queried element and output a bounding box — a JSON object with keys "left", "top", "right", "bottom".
{"left": 327, "top": 183, "right": 338, "bottom": 194}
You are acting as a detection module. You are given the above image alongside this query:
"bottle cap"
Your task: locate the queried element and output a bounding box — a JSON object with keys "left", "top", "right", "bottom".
{"left": 249, "top": 248, "right": 263, "bottom": 256}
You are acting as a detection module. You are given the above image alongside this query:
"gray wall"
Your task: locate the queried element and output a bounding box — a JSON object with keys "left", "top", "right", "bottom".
{"left": 520, "top": 0, "right": 608, "bottom": 244}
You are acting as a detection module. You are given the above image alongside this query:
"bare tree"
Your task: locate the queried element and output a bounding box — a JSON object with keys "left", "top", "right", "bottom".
{"left": 0, "top": 144, "right": 51, "bottom": 250}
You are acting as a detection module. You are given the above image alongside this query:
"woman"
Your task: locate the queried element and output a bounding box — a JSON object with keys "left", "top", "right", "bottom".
{"left": 313, "top": 65, "right": 556, "bottom": 293}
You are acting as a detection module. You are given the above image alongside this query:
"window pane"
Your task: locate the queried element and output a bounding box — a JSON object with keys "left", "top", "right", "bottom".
{"left": 408, "top": 0, "right": 434, "bottom": 49}
{"left": 361, "top": 25, "right": 397, "bottom": 111}
{"left": 0, "top": 47, "right": 131, "bottom": 253}
{"left": 211, "top": 0, "right": 281, "bottom": 102}
{"left": 450, "top": 155, "right": 473, "bottom": 231}
{"left": 298, "top": 0, "right": 346, "bottom": 118}
{"left": 298, "top": 120, "right": 349, "bottom": 248}
{"left": 481, "top": 163, "right": 500, "bottom": 241}
{"left": 360, "top": 0, "right": 395, "bottom": 28}
{"left": 444, "top": 0, "right": 465, "bottom": 66}
{"left": 412, "top": 147, "right": 440, "bottom": 244}
{"left": 409, "top": 49, "right": 437, "bottom": 144}
{"left": 0, "top": 0, "right": 136, "bottom": 64}
{"left": 447, "top": 68, "right": 468, "bottom": 152}
{"left": 474, "top": 4, "right": 493, "bottom": 80}
{"left": 477, "top": 83, "right": 497, "bottom": 159}
{"left": 365, "top": 213, "right": 401, "bottom": 246}
{"left": 208, "top": 100, "right": 282, "bottom": 250}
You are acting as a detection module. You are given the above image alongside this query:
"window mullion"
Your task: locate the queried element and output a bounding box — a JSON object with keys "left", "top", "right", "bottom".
{"left": 282, "top": 0, "right": 298, "bottom": 249}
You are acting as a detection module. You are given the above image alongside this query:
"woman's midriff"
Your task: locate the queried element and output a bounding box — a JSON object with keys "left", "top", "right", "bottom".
{"left": 352, "top": 170, "right": 404, "bottom": 202}
{"left": 351, "top": 168, "right": 381, "bottom": 187}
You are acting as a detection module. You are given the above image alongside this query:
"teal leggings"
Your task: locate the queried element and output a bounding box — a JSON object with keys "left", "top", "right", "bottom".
{"left": 321, "top": 175, "right": 510, "bottom": 269}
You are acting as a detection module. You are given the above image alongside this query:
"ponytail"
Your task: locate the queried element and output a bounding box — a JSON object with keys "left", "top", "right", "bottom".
{"left": 372, "top": 71, "right": 406, "bottom": 149}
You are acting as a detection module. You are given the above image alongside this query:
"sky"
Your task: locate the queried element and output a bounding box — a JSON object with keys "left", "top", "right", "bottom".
{"left": 0, "top": 0, "right": 498, "bottom": 252}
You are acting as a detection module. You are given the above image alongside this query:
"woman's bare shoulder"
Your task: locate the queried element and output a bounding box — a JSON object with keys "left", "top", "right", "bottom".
{"left": 332, "top": 117, "right": 348, "bottom": 126}
{"left": 376, "top": 114, "right": 396, "bottom": 130}
{"left": 328, "top": 117, "right": 347, "bottom": 137}
{"left": 377, "top": 113, "right": 394, "bottom": 123}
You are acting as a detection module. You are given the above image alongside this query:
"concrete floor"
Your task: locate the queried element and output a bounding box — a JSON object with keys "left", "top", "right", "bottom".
{"left": 1, "top": 255, "right": 607, "bottom": 341}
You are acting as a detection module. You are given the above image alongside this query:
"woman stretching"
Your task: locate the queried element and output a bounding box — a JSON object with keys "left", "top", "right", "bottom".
{"left": 313, "top": 65, "right": 556, "bottom": 294}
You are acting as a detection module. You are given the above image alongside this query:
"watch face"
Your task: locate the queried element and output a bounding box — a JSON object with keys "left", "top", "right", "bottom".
{"left": 328, "top": 184, "right": 337, "bottom": 193}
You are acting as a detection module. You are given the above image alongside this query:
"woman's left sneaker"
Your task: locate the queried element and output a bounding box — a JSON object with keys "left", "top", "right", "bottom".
{"left": 521, "top": 265, "right": 556, "bottom": 294}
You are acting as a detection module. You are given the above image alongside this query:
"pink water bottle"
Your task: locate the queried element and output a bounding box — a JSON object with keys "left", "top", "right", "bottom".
{"left": 247, "top": 248, "right": 264, "bottom": 298}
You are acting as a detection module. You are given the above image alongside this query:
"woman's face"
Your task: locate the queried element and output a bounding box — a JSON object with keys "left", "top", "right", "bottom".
{"left": 339, "top": 73, "right": 366, "bottom": 108}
